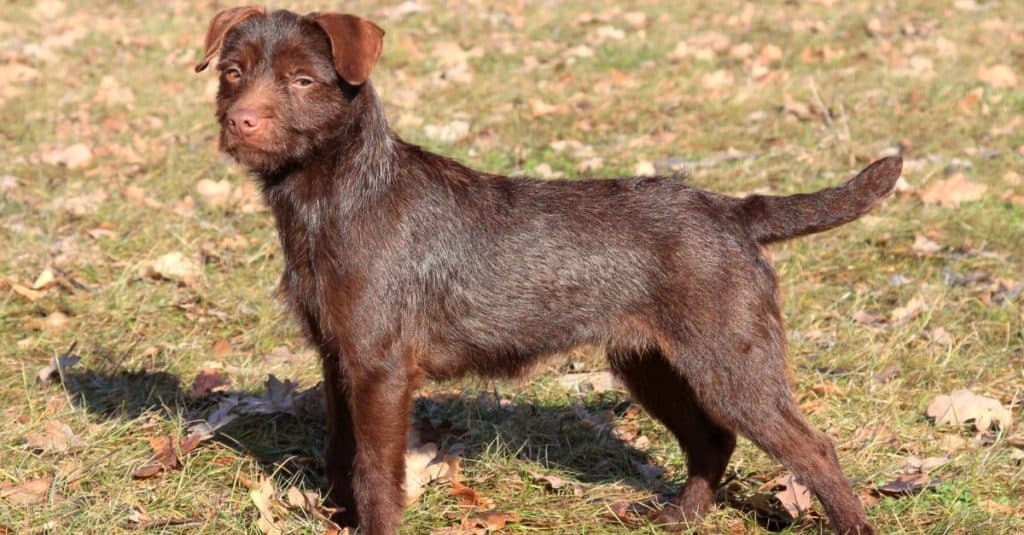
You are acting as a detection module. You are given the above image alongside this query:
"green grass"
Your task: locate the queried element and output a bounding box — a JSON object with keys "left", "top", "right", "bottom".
{"left": 2, "top": 0, "right": 1022, "bottom": 533}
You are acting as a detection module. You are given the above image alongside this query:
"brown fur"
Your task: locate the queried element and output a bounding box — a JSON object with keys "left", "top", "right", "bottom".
{"left": 196, "top": 8, "right": 902, "bottom": 534}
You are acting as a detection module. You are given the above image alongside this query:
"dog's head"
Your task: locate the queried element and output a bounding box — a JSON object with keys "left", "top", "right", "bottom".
{"left": 195, "top": 7, "right": 384, "bottom": 174}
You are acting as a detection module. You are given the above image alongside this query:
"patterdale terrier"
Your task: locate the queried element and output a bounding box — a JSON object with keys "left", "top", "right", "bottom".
{"left": 196, "top": 6, "right": 900, "bottom": 534}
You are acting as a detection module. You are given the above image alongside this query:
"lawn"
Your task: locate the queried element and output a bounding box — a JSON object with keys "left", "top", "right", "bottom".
{"left": 1, "top": 0, "right": 1022, "bottom": 533}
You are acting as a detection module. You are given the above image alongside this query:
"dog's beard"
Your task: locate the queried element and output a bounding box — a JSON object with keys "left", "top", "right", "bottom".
{"left": 219, "top": 128, "right": 310, "bottom": 176}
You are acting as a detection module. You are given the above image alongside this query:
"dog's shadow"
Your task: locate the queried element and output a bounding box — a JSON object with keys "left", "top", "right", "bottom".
{"left": 60, "top": 365, "right": 798, "bottom": 531}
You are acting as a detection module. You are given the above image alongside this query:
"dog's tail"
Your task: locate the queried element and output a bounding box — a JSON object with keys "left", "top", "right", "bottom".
{"left": 738, "top": 156, "right": 902, "bottom": 245}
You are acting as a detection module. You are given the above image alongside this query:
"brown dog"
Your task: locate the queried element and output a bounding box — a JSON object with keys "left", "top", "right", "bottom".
{"left": 196, "top": 7, "right": 901, "bottom": 534}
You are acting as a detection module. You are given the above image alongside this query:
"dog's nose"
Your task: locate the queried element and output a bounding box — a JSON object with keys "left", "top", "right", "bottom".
{"left": 227, "top": 107, "right": 263, "bottom": 137}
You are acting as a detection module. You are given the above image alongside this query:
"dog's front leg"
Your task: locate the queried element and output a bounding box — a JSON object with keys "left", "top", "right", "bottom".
{"left": 345, "top": 355, "right": 414, "bottom": 534}
{"left": 322, "top": 349, "right": 359, "bottom": 526}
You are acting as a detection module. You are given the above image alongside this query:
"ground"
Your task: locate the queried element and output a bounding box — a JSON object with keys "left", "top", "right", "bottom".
{"left": 1, "top": 0, "right": 1022, "bottom": 533}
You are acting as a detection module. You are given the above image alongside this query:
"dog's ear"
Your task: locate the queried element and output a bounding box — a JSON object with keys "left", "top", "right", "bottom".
{"left": 194, "top": 6, "right": 266, "bottom": 73}
{"left": 313, "top": 13, "right": 385, "bottom": 86}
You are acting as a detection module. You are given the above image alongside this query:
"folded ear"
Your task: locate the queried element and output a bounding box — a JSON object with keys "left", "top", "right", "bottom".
{"left": 194, "top": 6, "right": 266, "bottom": 73}
{"left": 313, "top": 13, "right": 385, "bottom": 86}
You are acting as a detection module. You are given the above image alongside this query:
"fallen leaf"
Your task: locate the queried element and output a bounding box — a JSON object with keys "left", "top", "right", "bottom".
{"left": 891, "top": 295, "right": 927, "bottom": 325}
{"left": 930, "top": 327, "right": 953, "bottom": 345}
{"left": 424, "top": 120, "right": 470, "bottom": 143}
{"left": 529, "top": 471, "right": 584, "bottom": 496}
{"left": 917, "top": 173, "right": 988, "bottom": 207}
{"left": 196, "top": 179, "right": 232, "bottom": 207}
{"left": 40, "top": 144, "right": 93, "bottom": 169}
{"left": 36, "top": 349, "right": 80, "bottom": 386}
{"left": 912, "top": 234, "right": 942, "bottom": 255}
{"left": 132, "top": 435, "right": 178, "bottom": 478}
{"left": 767, "top": 473, "right": 813, "bottom": 518}
{"left": 32, "top": 268, "right": 56, "bottom": 290}
{"left": 553, "top": 371, "right": 618, "bottom": 393}
{"left": 404, "top": 441, "right": 452, "bottom": 504}
{"left": 875, "top": 473, "right": 940, "bottom": 496}
{"left": 901, "top": 455, "right": 950, "bottom": 474}
{"left": 926, "top": 389, "right": 1012, "bottom": 431}
{"left": 191, "top": 369, "right": 230, "bottom": 397}
{"left": 25, "top": 420, "right": 84, "bottom": 453}
{"left": 463, "top": 510, "right": 520, "bottom": 530}
{"left": 250, "top": 475, "right": 285, "bottom": 535}
{"left": 0, "top": 477, "right": 52, "bottom": 505}
{"left": 146, "top": 252, "right": 201, "bottom": 287}
{"left": 977, "top": 64, "right": 1018, "bottom": 88}
{"left": 450, "top": 477, "right": 483, "bottom": 507}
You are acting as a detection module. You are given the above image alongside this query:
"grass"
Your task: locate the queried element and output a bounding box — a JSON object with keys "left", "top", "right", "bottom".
{"left": 1, "top": 0, "right": 1022, "bottom": 533}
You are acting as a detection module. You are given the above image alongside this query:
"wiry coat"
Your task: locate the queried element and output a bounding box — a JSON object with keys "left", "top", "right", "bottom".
{"left": 197, "top": 7, "right": 900, "bottom": 534}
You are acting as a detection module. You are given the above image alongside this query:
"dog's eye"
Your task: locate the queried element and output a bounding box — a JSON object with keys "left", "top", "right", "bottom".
{"left": 224, "top": 68, "right": 242, "bottom": 82}
{"left": 292, "top": 77, "right": 315, "bottom": 88}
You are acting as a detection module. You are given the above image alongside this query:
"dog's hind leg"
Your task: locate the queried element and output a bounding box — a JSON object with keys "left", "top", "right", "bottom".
{"left": 666, "top": 339, "right": 874, "bottom": 535}
{"left": 610, "top": 348, "right": 736, "bottom": 530}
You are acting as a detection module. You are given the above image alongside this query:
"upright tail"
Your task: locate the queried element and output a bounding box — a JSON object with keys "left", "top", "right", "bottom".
{"left": 739, "top": 156, "right": 902, "bottom": 244}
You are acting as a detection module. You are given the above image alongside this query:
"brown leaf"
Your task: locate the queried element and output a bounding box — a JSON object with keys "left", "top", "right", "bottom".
{"left": 0, "top": 477, "right": 52, "bottom": 505}
{"left": 196, "top": 179, "right": 232, "bottom": 207}
{"left": 463, "top": 510, "right": 520, "bottom": 530}
{"left": 875, "top": 473, "right": 940, "bottom": 496}
{"left": 890, "top": 295, "right": 927, "bottom": 325}
{"left": 529, "top": 471, "right": 583, "bottom": 495}
{"left": 25, "top": 420, "right": 84, "bottom": 453}
{"left": 40, "top": 143, "right": 93, "bottom": 169}
{"left": 145, "top": 252, "right": 201, "bottom": 287}
{"left": 977, "top": 64, "right": 1018, "bottom": 88}
{"left": 132, "top": 435, "right": 178, "bottom": 479}
{"left": 36, "top": 349, "right": 80, "bottom": 386}
{"left": 212, "top": 338, "right": 234, "bottom": 357}
{"left": 917, "top": 173, "right": 988, "bottom": 207}
{"left": 31, "top": 268, "right": 56, "bottom": 290}
{"left": 250, "top": 475, "right": 285, "bottom": 535}
{"left": 191, "top": 368, "right": 230, "bottom": 397}
{"left": 912, "top": 234, "right": 942, "bottom": 255}
{"left": 553, "top": 371, "right": 618, "bottom": 393}
{"left": 450, "top": 477, "right": 483, "bottom": 507}
{"left": 926, "top": 389, "right": 1012, "bottom": 431}
{"left": 404, "top": 440, "right": 453, "bottom": 504}
{"left": 767, "top": 473, "right": 813, "bottom": 518}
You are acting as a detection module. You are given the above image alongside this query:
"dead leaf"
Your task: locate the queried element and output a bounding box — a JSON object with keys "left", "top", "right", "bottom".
{"left": 40, "top": 143, "right": 93, "bottom": 169}
{"left": 0, "top": 477, "right": 52, "bottom": 505}
{"left": 529, "top": 471, "right": 583, "bottom": 496}
{"left": 145, "top": 252, "right": 201, "bottom": 287}
{"left": 450, "top": 477, "right": 483, "bottom": 507}
{"left": 553, "top": 371, "right": 617, "bottom": 393}
{"left": 930, "top": 327, "right": 953, "bottom": 345}
{"left": 891, "top": 295, "right": 927, "bottom": 325}
{"left": 191, "top": 369, "right": 230, "bottom": 397}
{"left": 250, "top": 475, "right": 285, "bottom": 535}
{"left": 32, "top": 268, "right": 56, "bottom": 290}
{"left": 36, "top": 349, "right": 80, "bottom": 386}
{"left": 767, "top": 473, "right": 813, "bottom": 518}
{"left": 463, "top": 510, "right": 520, "bottom": 530}
{"left": 927, "top": 390, "right": 1012, "bottom": 431}
{"left": 875, "top": 473, "right": 940, "bottom": 496}
{"left": 404, "top": 441, "right": 453, "bottom": 504}
{"left": 132, "top": 435, "right": 178, "bottom": 478}
{"left": 917, "top": 173, "right": 988, "bottom": 207}
{"left": 196, "top": 179, "right": 232, "bottom": 207}
{"left": 212, "top": 338, "right": 233, "bottom": 357}
{"left": 977, "top": 64, "right": 1018, "bottom": 88}
{"left": 912, "top": 234, "right": 942, "bottom": 255}
{"left": 901, "top": 455, "right": 950, "bottom": 474}
{"left": 25, "top": 420, "right": 84, "bottom": 453}
{"left": 424, "top": 120, "right": 470, "bottom": 143}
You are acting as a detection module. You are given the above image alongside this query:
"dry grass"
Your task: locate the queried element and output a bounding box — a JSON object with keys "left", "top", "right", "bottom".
{"left": 1, "top": 0, "right": 1022, "bottom": 533}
